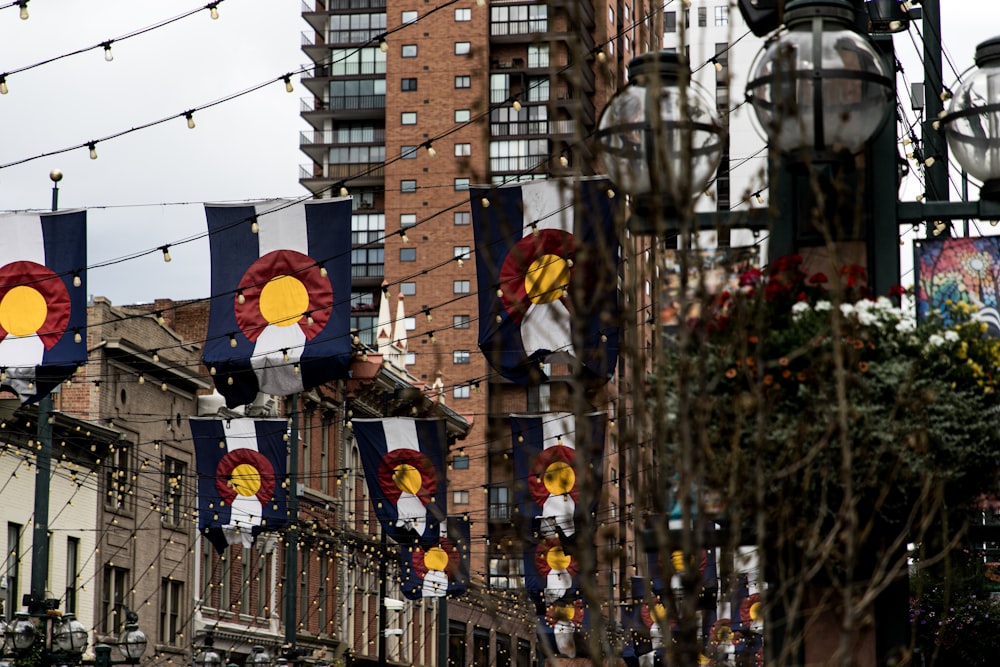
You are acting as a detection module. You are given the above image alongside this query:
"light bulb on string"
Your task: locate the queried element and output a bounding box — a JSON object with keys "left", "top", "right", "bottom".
{"left": 0, "top": 77, "right": 7, "bottom": 95}
{"left": 88, "top": 142, "right": 98, "bottom": 160}
{"left": 208, "top": 3, "right": 219, "bottom": 19}
{"left": 512, "top": 99, "right": 521, "bottom": 112}
{"left": 712, "top": 58, "right": 723, "bottom": 73}
{"left": 152, "top": 351, "right": 160, "bottom": 363}
{"left": 18, "top": 1, "right": 28, "bottom": 20}
{"left": 230, "top": 335, "right": 238, "bottom": 348}
{"left": 160, "top": 246, "right": 171, "bottom": 262}
{"left": 318, "top": 264, "right": 327, "bottom": 278}
{"left": 426, "top": 143, "right": 437, "bottom": 158}
{"left": 73, "top": 272, "right": 81, "bottom": 287}
{"left": 339, "top": 185, "right": 349, "bottom": 197}
{"left": 103, "top": 42, "right": 114, "bottom": 62}
{"left": 237, "top": 290, "right": 246, "bottom": 304}
{"left": 74, "top": 331, "right": 82, "bottom": 344}
{"left": 283, "top": 75, "right": 294, "bottom": 93}
{"left": 185, "top": 112, "right": 196, "bottom": 129}
{"left": 379, "top": 39, "right": 388, "bottom": 53}
{"left": 400, "top": 230, "right": 408, "bottom": 244}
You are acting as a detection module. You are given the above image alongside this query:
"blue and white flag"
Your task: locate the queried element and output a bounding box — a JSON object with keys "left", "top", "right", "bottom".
{"left": 471, "top": 178, "right": 620, "bottom": 384}
{"left": 204, "top": 199, "right": 353, "bottom": 407}
{"left": 524, "top": 536, "right": 579, "bottom": 606}
{"left": 190, "top": 417, "right": 288, "bottom": 554}
{"left": 0, "top": 211, "right": 87, "bottom": 403}
{"left": 353, "top": 418, "right": 448, "bottom": 544}
{"left": 399, "top": 516, "right": 470, "bottom": 599}
{"left": 511, "top": 412, "right": 607, "bottom": 541}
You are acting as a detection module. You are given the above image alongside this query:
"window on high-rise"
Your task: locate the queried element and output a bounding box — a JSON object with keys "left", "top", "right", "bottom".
{"left": 402, "top": 44, "right": 417, "bottom": 57}
{"left": 105, "top": 445, "right": 132, "bottom": 510}
{"left": 489, "top": 139, "right": 548, "bottom": 173}
{"left": 352, "top": 213, "right": 384, "bottom": 244}
{"left": 400, "top": 213, "right": 417, "bottom": 227}
{"left": 401, "top": 10, "right": 417, "bottom": 23}
{"left": 329, "top": 79, "right": 386, "bottom": 110}
{"left": 455, "top": 42, "right": 471, "bottom": 55}
{"left": 455, "top": 109, "right": 471, "bottom": 122}
{"left": 351, "top": 248, "right": 384, "bottom": 278}
{"left": 400, "top": 179, "right": 417, "bottom": 192}
{"left": 488, "top": 555, "right": 524, "bottom": 589}
{"left": 699, "top": 6, "right": 707, "bottom": 26}
{"left": 715, "top": 5, "right": 729, "bottom": 26}
{"left": 400, "top": 248, "right": 416, "bottom": 262}
{"left": 454, "top": 314, "right": 471, "bottom": 329}
{"left": 455, "top": 75, "right": 471, "bottom": 88}
{"left": 454, "top": 211, "right": 470, "bottom": 225}
{"left": 527, "top": 44, "right": 549, "bottom": 68}
{"left": 401, "top": 145, "right": 418, "bottom": 159}
{"left": 328, "top": 12, "right": 385, "bottom": 43}
{"left": 401, "top": 77, "right": 417, "bottom": 91}
{"left": 454, "top": 246, "right": 470, "bottom": 260}
{"left": 330, "top": 144, "right": 385, "bottom": 164}
{"left": 526, "top": 76, "right": 549, "bottom": 102}
{"left": 454, "top": 280, "right": 470, "bottom": 294}
{"left": 455, "top": 7, "right": 471, "bottom": 21}
{"left": 490, "top": 4, "right": 547, "bottom": 35}
{"left": 665, "top": 11, "right": 677, "bottom": 32}
{"left": 455, "top": 143, "right": 471, "bottom": 157}
{"left": 454, "top": 178, "right": 470, "bottom": 191}
{"left": 453, "top": 490, "right": 470, "bottom": 505}
{"left": 453, "top": 350, "right": 471, "bottom": 364}
{"left": 401, "top": 282, "right": 416, "bottom": 296}
{"left": 401, "top": 112, "right": 417, "bottom": 125}
{"left": 453, "top": 385, "right": 470, "bottom": 399}
{"left": 331, "top": 47, "right": 386, "bottom": 75}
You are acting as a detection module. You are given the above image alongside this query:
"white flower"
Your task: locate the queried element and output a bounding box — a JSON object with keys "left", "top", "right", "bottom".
{"left": 857, "top": 310, "right": 879, "bottom": 327}
{"left": 791, "top": 301, "right": 811, "bottom": 319}
{"left": 928, "top": 334, "right": 945, "bottom": 347}
{"left": 944, "top": 330, "right": 960, "bottom": 342}
{"left": 896, "top": 319, "right": 916, "bottom": 333}
{"left": 815, "top": 300, "right": 832, "bottom": 312}
{"left": 839, "top": 303, "right": 855, "bottom": 317}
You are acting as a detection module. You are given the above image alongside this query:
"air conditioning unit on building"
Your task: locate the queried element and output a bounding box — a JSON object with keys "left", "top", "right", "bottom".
{"left": 246, "top": 393, "right": 278, "bottom": 417}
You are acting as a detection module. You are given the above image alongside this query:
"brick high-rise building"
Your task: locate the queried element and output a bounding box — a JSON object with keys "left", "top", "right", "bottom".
{"left": 300, "top": 1, "right": 648, "bottom": 665}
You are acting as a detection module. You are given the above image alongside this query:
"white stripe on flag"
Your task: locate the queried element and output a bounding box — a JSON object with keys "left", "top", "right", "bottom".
{"left": 0, "top": 214, "right": 45, "bottom": 265}
{"left": 519, "top": 180, "right": 572, "bottom": 234}
{"left": 383, "top": 418, "right": 421, "bottom": 452}
{"left": 224, "top": 418, "right": 262, "bottom": 452}
{"left": 541, "top": 413, "right": 576, "bottom": 451}
{"left": 257, "top": 201, "right": 308, "bottom": 255}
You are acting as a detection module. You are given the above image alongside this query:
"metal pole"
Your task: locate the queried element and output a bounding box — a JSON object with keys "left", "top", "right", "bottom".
{"left": 284, "top": 394, "right": 300, "bottom": 654}
{"left": 29, "top": 170, "right": 62, "bottom": 612}
{"left": 437, "top": 590, "right": 447, "bottom": 667}
{"left": 922, "top": 0, "right": 949, "bottom": 204}
{"left": 377, "top": 531, "right": 387, "bottom": 667}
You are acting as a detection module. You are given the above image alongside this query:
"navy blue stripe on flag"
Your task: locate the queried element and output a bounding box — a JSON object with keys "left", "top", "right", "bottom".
{"left": 204, "top": 204, "right": 262, "bottom": 405}
{"left": 33, "top": 210, "right": 87, "bottom": 403}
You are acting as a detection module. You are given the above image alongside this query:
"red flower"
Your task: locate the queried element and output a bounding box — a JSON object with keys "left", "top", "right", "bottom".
{"left": 739, "top": 268, "right": 762, "bottom": 287}
{"left": 770, "top": 255, "right": 803, "bottom": 272}
{"left": 888, "top": 284, "right": 907, "bottom": 298}
{"left": 840, "top": 264, "right": 867, "bottom": 288}
{"left": 808, "top": 272, "right": 828, "bottom": 284}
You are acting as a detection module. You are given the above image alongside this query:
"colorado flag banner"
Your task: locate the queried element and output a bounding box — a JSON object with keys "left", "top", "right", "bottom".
{"left": 191, "top": 417, "right": 288, "bottom": 553}
{"left": 0, "top": 211, "right": 87, "bottom": 403}
{"left": 471, "top": 178, "right": 620, "bottom": 384}
{"left": 399, "top": 516, "right": 470, "bottom": 600}
{"left": 524, "top": 536, "right": 580, "bottom": 607}
{"left": 353, "top": 418, "right": 448, "bottom": 544}
{"left": 511, "top": 412, "right": 607, "bottom": 541}
{"left": 204, "top": 199, "right": 353, "bottom": 407}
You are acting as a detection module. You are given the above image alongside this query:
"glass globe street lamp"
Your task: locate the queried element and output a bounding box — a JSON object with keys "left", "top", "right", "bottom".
{"left": 195, "top": 634, "right": 223, "bottom": 667}
{"left": 746, "top": 0, "right": 893, "bottom": 158}
{"left": 6, "top": 613, "right": 36, "bottom": 653}
{"left": 596, "top": 50, "right": 723, "bottom": 235}
{"left": 54, "top": 613, "right": 89, "bottom": 656}
{"left": 246, "top": 645, "right": 272, "bottom": 667}
{"left": 117, "top": 615, "right": 148, "bottom": 662}
{"left": 941, "top": 37, "right": 1000, "bottom": 201}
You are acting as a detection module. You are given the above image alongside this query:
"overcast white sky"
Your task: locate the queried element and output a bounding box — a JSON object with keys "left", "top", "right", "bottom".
{"left": 0, "top": 1, "right": 994, "bottom": 304}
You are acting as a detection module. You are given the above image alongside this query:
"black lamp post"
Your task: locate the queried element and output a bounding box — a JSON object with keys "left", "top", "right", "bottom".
{"left": 0, "top": 608, "right": 146, "bottom": 667}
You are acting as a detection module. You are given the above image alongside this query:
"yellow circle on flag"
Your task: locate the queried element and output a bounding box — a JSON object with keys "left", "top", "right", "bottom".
{"left": 230, "top": 463, "right": 262, "bottom": 496}
{"left": 525, "top": 254, "right": 569, "bottom": 304}
{"left": 259, "top": 275, "right": 309, "bottom": 326}
{"left": 0, "top": 286, "right": 48, "bottom": 336}
{"left": 651, "top": 603, "right": 667, "bottom": 624}
{"left": 553, "top": 605, "right": 576, "bottom": 622}
{"left": 424, "top": 546, "right": 449, "bottom": 571}
{"left": 543, "top": 460, "right": 575, "bottom": 495}
{"left": 393, "top": 463, "right": 422, "bottom": 495}
{"left": 672, "top": 550, "right": 686, "bottom": 572}
{"left": 546, "top": 545, "right": 571, "bottom": 571}
{"left": 749, "top": 600, "right": 762, "bottom": 622}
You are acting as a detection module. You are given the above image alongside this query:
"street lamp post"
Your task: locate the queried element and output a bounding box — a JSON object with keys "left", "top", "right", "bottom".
{"left": 597, "top": 0, "right": 1000, "bottom": 665}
